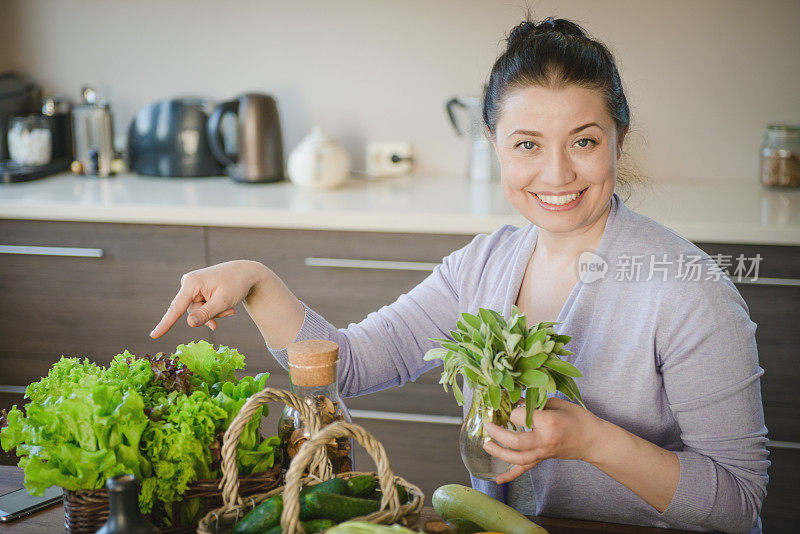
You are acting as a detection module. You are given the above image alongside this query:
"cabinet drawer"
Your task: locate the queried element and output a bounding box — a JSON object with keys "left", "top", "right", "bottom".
{"left": 736, "top": 285, "right": 800, "bottom": 442}
{"left": 207, "top": 227, "right": 473, "bottom": 391}
{"left": 351, "top": 418, "right": 469, "bottom": 505}
{"left": 254, "top": 386, "right": 467, "bottom": 505}
{"left": 761, "top": 447, "right": 800, "bottom": 532}
{"left": 695, "top": 242, "right": 800, "bottom": 282}
{"left": 0, "top": 220, "right": 210, "bottom": 385}
{"left": 236, "top": 354, "right": 461, "bottom": 418}
{"left": 208, "top": 227, "right": 472, "bottom": 326}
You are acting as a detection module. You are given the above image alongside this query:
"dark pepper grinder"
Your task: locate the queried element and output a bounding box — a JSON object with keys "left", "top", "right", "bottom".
{"left": 95, "top": 474, "right": 158, "bottom": 534}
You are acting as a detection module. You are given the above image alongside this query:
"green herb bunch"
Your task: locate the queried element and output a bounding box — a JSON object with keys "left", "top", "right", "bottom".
{"left": 424, "top": 306, "right": 585, "bottom": 428}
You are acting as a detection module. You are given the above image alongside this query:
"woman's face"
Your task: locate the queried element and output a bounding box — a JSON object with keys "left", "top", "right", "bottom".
{"left": 491, "top": 84, "right": 625, "bottom": 235}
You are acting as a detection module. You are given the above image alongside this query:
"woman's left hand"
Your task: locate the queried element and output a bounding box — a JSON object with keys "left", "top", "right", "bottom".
{"left": 483, "top": 396, "right": 602, "bottom": 484}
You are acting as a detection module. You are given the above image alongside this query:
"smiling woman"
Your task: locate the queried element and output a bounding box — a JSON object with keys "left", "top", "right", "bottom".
{"left": 150, "top": 15, "right": 768, "bottom": 534}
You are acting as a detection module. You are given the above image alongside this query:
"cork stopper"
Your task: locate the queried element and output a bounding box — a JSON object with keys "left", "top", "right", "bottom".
{"left": 287, "top": 339, "right": 339, "bottom": 387}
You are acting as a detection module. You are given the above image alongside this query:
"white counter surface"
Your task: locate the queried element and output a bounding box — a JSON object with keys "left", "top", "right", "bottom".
{"left": 1, "top": 172, "right": 799, "bottom": 245}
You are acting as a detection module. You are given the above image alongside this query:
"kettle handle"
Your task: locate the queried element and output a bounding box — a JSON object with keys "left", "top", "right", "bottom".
{"left": 207, "top": 99, "right": 238, "bottom": 167}
{"left": 445, "top": 97, "right": 467, "bottom": 136}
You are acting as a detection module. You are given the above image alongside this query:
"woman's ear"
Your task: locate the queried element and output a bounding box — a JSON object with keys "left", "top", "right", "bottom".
{"left": 616, "top": 126, "right": 629, "bottom": 160}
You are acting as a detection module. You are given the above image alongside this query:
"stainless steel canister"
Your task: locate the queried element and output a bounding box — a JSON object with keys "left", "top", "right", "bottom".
{"left": 71, "top": 87, "right": 114, "bottom": 176}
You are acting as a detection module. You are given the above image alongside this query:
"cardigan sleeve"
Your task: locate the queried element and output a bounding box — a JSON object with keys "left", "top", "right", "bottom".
{"left": 657, "top": 275, "right": 769, "bottom": 533}
{"left": 265, "top": 239, "right": 470, "bottom": 398}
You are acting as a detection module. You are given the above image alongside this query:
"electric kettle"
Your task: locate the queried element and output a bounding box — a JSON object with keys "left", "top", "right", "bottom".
{"left": 207, "top": 93, "right": 284, "bottom": 183}
{"left": 446, "top": 95, "right": 501, "bottom": 183}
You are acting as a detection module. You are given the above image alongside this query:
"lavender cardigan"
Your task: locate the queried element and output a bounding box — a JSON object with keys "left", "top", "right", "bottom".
{"left": 267, "top": 192, "right": 769, "bottom": 533}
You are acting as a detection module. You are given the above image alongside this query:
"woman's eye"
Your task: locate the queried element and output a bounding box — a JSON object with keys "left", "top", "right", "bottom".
{"left": 575, "top": 138, "right": 597, "bottom": 148}
{"left": 518, "top": 141, "right": 536, "bottom": 150}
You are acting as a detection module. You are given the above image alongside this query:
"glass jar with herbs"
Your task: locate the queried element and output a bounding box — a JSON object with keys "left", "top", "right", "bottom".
{"left": 278, "top": 339, "right": 354, "bottom": 474}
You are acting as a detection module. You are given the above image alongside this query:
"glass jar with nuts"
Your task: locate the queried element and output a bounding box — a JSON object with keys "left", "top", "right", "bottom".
{"left": 277, "top": 339, "right": 354, "bottom": 474}
{"left": 760, "top": 124, "right": 800, "bottom": 188}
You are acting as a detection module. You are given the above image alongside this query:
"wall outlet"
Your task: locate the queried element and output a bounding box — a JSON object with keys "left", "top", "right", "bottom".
{"left": 366, "top": 141, "right": 413, "bottom": 177}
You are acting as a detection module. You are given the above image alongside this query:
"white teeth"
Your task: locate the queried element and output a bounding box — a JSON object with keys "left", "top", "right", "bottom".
{"left": 534, "top": 191, "right": 581, "bottom": 205}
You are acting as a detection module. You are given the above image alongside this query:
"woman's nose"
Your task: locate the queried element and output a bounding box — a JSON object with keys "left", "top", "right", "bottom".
{"left": 539, "top": 148, "right": 576, "bottom": 186}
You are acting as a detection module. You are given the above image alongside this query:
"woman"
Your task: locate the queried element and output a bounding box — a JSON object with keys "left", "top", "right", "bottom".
{"left": 151, "top": 17, "right": 768, "bottom": 533}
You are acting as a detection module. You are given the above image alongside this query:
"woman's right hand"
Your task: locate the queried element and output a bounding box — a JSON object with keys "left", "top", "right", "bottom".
{"left": 149, "top": 260, "right": 268, "bottom": 339}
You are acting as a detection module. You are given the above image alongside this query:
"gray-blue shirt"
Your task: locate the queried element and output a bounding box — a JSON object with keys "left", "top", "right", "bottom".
{"left": 268, "top": 192, "right": 769, "bottom": 533}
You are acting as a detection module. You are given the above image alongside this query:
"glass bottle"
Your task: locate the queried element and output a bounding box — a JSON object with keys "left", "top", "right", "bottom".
{"left": 459, "top": 384, "right": 516, "bottom": 480}
{"left": 95, "top": 474, "right": 158, "bottom": 534}
{"left": 760, "top": 124, "right": 800, "bottom": 188}
{"left": 278, "top": 339, "right": 354, "bottom": 473}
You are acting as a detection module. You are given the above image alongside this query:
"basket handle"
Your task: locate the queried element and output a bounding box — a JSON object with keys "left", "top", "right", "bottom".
{"left": 218, "top": 387, "right": 333, "bottom": 510}
{"left": 281, "top": 421, "right": 402, "bottom": 534}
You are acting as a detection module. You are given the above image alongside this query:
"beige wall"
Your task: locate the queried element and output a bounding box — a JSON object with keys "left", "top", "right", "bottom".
{"left": 2, "top": 0, "right": 799, "bottom": 184}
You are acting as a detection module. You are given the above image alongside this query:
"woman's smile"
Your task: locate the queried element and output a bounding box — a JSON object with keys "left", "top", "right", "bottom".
{"left": 529, "top": 187, "right": 589, "bottom": 211}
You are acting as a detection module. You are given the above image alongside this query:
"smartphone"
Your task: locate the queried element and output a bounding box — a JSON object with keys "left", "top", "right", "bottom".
{"left": 0, "top": 486, "right": 63, "bottom": 522}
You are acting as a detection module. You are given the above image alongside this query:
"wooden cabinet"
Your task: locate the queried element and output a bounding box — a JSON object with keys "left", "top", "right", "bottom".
{"left": 207, "top": 227, "right": 471, "bottom": 417}
{"left": 695, "top": 242, "right": 800, "bottom": 533}
{"left": 2, "top": 220, "right": 799, "bottom": 520}
{"left": 0, "top": 220, "right": 211, "bottom": 385}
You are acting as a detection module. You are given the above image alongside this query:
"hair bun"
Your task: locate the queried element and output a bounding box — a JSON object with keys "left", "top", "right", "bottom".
{"left": 506, "top": 17, "right": 587, "bottom": 49}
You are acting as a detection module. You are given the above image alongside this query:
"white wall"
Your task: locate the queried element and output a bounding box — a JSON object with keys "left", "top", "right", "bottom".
{"left": 2, "top": 0, "right": 798, "bottom": 183}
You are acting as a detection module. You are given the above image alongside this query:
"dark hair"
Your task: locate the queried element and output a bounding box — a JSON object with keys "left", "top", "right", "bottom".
{"left": 483, "top": 16, "right": 630, "bottom": 144}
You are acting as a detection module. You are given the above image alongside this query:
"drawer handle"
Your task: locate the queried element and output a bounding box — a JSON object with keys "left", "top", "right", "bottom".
{"left": 0, "top": 245, "right": 104, "bottom": 258}
{"left": 349, "top": 409, "right": 461, "bottom": 426}
{"left": 768, "top": 440, "right": 800, "bottom": 450}
{"left": 305, "top": 257, "right": 438, "bottom": 272}
{"left": 734, "top": 277, "right": 800, "bottom": 288}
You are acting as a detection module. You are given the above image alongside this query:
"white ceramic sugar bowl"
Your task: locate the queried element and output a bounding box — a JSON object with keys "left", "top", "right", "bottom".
{"left": 287, "top": 126, "right": 352, "bottom": 190}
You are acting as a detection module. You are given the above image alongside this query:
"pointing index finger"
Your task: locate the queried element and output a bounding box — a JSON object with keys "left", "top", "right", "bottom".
{"left": 150, "top": 286, "right": 195, "bottom": 339}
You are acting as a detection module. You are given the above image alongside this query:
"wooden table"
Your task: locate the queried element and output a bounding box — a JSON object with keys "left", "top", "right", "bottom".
{"left": 1, "top": 466, "right": 696, "bottom": 533}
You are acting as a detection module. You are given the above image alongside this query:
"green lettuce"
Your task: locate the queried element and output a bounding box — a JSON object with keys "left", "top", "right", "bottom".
{"left": 0, "top": 342, "right": 279, "bottom": 521}
{"left": 1, "top": 359, "right": 152, "bottom": 494}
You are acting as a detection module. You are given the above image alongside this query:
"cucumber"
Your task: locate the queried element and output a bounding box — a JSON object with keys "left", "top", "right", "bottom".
{"left": 432, "top": 484, "right": 547, "bottom": 534}
{"left": 232, "top": 477, "right": 350, "bottom": 533}
{"left": 368, "top": 484, "right": 409, "bottom": 504}
{"left": 346, "top": 475, "right": 378, "bottom": 497}
{"left": 307, "top": 477, "right": 350, "bottom": 496}
{"left": 232, "top": 496, "right": 283, "bottom": 534}
{"left": 304, "top": 492, "right": 382, "bottom": 523}
{"left": 263, "top": 518, "right": 336, "bottom": 534}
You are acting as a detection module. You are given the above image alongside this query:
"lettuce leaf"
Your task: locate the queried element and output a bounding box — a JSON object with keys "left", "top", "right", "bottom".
{"left": 172, "top": 340, "right": 245, "bottom": 387}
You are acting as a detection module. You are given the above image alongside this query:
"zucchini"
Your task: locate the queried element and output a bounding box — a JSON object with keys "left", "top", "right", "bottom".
{"left": 263, "top": 518, "right": 336, "bottom": 534}
{"left": 346, "top": 475, "right": 378, "bottom": 497}
{"left": 232, "top": 477, "right": 349, "bottom": 533}
{"left": 432, "top": 484, "right": 547, "bottom": 534}
{"left": 304, "top": 492, "right": 382, "bottom": 523}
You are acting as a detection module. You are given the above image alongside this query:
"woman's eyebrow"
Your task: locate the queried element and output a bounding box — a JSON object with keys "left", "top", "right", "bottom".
{"left": 507, "top": 122, "right": 604, "bottom": 138}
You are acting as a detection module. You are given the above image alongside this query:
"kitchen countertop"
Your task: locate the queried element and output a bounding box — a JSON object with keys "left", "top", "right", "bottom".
{"left": 1, "top": 172, "right": 799, "bottom": 245}
{"left": 0, "top": 466, "right": 697, "bottom": 533}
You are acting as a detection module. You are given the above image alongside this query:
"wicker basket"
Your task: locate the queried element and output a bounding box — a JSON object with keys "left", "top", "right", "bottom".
{"left": 63, "top": 387, "right": 320, "bottom": 534}
{"left": 197, "top": 401, "right": 424, "bottom": 533}
{"left": 63, "top": 466, "right": 282, "bottom": 534}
